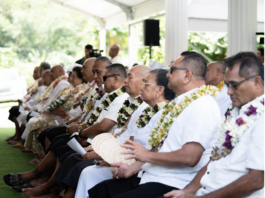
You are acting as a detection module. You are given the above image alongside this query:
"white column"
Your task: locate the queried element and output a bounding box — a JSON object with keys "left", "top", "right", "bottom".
{"left": 128, "top": 24, "right": 134, "bottom": 68}
{"left": 165, "top": 0, "right": 188, "bottom": 65}
{"left": 99, "top": 28, "right": 106, "bottom": 56}
{"left": 228, "top": 0, "right": 257, "bottom": 56}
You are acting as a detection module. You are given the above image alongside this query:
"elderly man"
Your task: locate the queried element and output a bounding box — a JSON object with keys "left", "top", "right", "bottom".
{"left": 21, "top": 65, "right": 69, "bottom": 150}
{"left": 7, "top": 63, "right": 50, "bottom": 143}
{"left": 163, "top": 52, "right": 264, "bottom": 198}
{"left": 3, "top": 57, "right": 110, "bottom": 193}
{"left": 205, "top": 61, "right": 232, "bottom": 116}
{"left": 109, "top": 44, "right": 121, "bottom": 64}
{"left": 87, "top": 51, "right": 221, "bottom": 198}
{"left": 20, "top": 63, "right": 134, "bottom": 198}
{"left": 37, "top": 58, "right": 97, "bottom": 151}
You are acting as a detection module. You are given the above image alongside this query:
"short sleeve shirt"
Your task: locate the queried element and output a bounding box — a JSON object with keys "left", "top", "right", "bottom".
{"left": 140, "top": 88, "right": 221, "bottom": 189}
{"left": 196, "top": 95, "right": 264, "bottom": 197}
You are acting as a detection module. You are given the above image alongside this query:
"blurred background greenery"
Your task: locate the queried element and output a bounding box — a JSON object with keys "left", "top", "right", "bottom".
{"left": 0, "top": 0, "right": 263, "bottom": 86}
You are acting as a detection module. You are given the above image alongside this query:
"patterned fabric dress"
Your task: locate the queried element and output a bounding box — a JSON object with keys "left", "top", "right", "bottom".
{"left": 25, "top": 84, "right": 85, "bottom": 154}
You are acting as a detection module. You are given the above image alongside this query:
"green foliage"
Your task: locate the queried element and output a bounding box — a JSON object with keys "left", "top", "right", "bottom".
{"left": 188, "top": 32, "right": 228, "bottom": 63}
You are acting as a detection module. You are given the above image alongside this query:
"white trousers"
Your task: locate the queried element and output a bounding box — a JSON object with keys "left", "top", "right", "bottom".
{"left": 21, "top": 117, "right": 38, "bottom": 140}
{"left": 75, "top": 165, "right": 114, "bottom": 198}
{"left": 16, "top": 111, "right": 30, "bottom": 127}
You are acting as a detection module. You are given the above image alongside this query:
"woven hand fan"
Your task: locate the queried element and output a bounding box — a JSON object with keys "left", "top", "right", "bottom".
{"left": 92, "top": 133, "right": 135, "bottom": 165}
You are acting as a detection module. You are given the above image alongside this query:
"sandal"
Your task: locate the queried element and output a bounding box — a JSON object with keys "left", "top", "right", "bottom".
{"left": 6, "top": 136, "right": 14, "bottom": 141}
{"left": 12, "top": 182, "right": 33, "bottom": 192}
{"left": 3, "top": 173, "right": 23, "bottom": 186}
{"left": 12, "top": 143, "right": 24, "bottom": 148}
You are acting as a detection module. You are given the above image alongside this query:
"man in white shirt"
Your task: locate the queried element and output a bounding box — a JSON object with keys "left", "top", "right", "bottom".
{"left": 20, "top": 63, "right": 136, "bottom": 198}
{"left": 21, "top": 65, "right": 69, "bottom": 141}
{"left": 109, "top": 44, "right": 121, "bottom": 64}
{"left": 163, "top": 52, "right": 264, "bottom": 198}
{"left": 205, "top": 61, "right": 232, "bottom": 116}
{"left": 73, "top": 65, "right": 154, "bottom": 198}
{"left": 87, "top": 51, "right": 221, "bottom": 198}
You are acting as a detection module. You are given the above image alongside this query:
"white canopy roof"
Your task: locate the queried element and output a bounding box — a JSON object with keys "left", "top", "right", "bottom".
{"left": 48, "top": 0, "right": 264, "bottom": 32}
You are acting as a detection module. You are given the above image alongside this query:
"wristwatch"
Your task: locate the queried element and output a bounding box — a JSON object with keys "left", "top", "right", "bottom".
{"left": 78, "top": 129, "right": 86, "bottom": 139}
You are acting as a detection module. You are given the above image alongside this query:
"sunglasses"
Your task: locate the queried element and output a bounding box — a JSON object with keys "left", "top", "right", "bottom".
{"left": 170, "top": 66, "right": 188, "bottom": 74}
{"left": 225, "top": 76, "right": 257, "bottom": 90}
{"left": 103, "top": 74, "right": 120, "bottom": 82}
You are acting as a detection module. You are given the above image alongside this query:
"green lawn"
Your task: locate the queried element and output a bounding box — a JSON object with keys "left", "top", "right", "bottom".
{"left": 0, "top": 128, "right": 36, "bottom": 198}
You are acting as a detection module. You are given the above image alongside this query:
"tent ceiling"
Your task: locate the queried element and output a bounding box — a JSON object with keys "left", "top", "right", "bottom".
{"left": 48, "top": 0, "right": 264, "bottom": 31}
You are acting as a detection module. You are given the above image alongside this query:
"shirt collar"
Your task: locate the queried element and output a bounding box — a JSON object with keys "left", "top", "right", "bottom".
{"left": 107, "top": 86, "right": 123, "bottom": 95}
{"left": 238, "top": 94, "right": 264, "bottom": 115}
{"left": 174, "top": 88, "right": 199, "bottom": 103}
{"left": 129, "top": 95, "right": 140, "bottom": 104}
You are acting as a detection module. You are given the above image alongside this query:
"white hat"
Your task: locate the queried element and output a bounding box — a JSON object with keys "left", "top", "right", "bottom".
{"left": 149, "top": 60, "right": 165, "bottom": 70}
{"left": 92, "top": 133, "right": 135, "bottom": 165}
{"left": 66, "top": 63, "right": 82, "bottom": 73}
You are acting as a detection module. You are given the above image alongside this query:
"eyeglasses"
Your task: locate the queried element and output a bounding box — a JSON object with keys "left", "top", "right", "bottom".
{"left": 141, "top": 81, "right": 157, "bottom": 88}
{"left": 225, "top": 76, "right": 257, "bottom": 90}
{"left": 170, "top": 66, "right": 188, "bottom": 74}
{"left": 103, "top": 74, "right": 120, "bottom": 82}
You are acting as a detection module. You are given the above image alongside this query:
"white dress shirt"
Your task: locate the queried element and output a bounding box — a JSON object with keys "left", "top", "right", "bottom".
{"left": 111, "top": 56, "right": 122, "bottom": 64}
{"left": 114, "top": 101, "right": 149, "bottom": 145}
{"left": 86, "top": 89, "right": 129, "bottom": 144}
{"left": 215, "top": 84, "right": 232, "bottom": 116}
{"left": 196, "top": 95, "right": 264, "bottom": 197}
{"left": 75, "top": 102, "right": 163, "bottom": 198}
{"left": 68, "top": 82, "right": 96, "bottom": 119}
{"left": 140, "top": 88, "right": 221, "bottom": 189}
{"left": 39, "top": 80, "right": 69, "bottom": 112}
{"left": 16, "top": 86, "right": 46, "bottom": 126}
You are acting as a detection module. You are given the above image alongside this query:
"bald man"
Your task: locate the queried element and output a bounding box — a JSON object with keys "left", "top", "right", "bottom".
{"left": 205, "top": 61, "right": 232, "bottom": 116}
{"left": 82, "top": 58, "right": 96, "bottom": 83}
{"left": 109, "top": 44, "right": 121, "bottom": 64}
{"left": 21, "top": 65, "right": 69, "bottom": 143}
{"left": 60, "top": 65, "right": 151, "bottom": 198}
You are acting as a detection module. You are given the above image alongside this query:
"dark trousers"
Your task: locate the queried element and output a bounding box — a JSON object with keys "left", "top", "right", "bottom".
{"left": 55, "top": 153, "right": 94, "bottom": 192}
{"left": 37, "top": 126, "right": 67, "bottom": 152}
{"left": 8, "top": 106, "right": 20, "bottom": 122}
{"left": 89, "top": 174, "right": 178, "bottom": 198}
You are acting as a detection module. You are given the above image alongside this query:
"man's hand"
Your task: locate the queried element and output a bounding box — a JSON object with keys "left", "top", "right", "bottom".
{"left": 84, "top": 145, "right": 93, "bottom": 152}
{"left": 111, "top": 162, "right": 135, "bottom": 179}
{"left": 24, "top": 107, "right": 30, "bottom": 111}
{"left": 82, "top": 152, "right": 93, "bottom": 161}
{"left": 163, "top": 190, "right": 195, "bottom": 198}
{"left": 121, "top": 139, "right": 149, "bottom": 162}
{"left": 98, "top": 160, "right": 110, "bottom": 167}
{"left": 66, "top": 123, "right": 79, "bottom": 135}
{"left": 77, "top": 137, "right": 89, "bottom": 147}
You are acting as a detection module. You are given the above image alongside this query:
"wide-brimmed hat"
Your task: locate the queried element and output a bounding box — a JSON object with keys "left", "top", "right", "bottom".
{"left": 92, "top": 133, "right": 135, "bottom": 165}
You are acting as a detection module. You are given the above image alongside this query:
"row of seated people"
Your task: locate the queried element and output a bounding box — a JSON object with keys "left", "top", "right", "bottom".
{"left": 3, "top": 51, "right": 264, "bottom": 198}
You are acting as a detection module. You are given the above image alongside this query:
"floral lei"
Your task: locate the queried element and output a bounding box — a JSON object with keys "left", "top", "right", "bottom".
{"left": 78, "top": 88, "right": 105, "bottom": 124}
{"left": 83, "top": 88, "right": 105, "bottom": 113}
{"left": 217, "top": 80, "right": 224, "bottom": 91}
{"left": 211, "top": 97, "right": 264, "bottom": 161}
{"left": 46, "top": 84, "right": 85, "bottom": 112}
{"left": 28, "top": 79, "right": 40, "bottom": 94}
{"left": 39, "top": 75, "right": 68, "bottom": 101}
{"left": 86, "top": 86, "right": 126, "bottom": 127}
{"left": 116, "top": 96, "right": 143, "bottom": 128}
{"left": 136, "top": 102, "right": 167, "bottom": 128}
{"left": 149, "top": 85, "right": 219, "bottom": 152}
{"left": 73, "top": 81, "right": 96, "bottom": 106}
